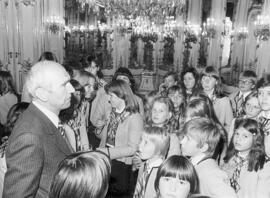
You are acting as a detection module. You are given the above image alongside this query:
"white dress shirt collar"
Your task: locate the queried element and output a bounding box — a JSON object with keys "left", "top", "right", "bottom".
{"left": 239, "top": 91, "right": 252, "bottom": 100}
{"left": 145, "top": 157, "right": 163, "bottom": 173}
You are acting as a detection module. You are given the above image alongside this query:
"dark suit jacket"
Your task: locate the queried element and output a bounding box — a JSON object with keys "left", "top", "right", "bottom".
{"left": 3, "top": 104, "right": 73, "bottom": 198}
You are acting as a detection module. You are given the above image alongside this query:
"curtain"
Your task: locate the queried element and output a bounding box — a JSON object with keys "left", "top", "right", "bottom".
{"left": 44, "top": 0, "right": 64, "bottom": 63}
{"left": 207, "top": 0, "right": 226, "bottom": 69}
{"left": 256, "top": 0, "right": 270, "bottom": 77}
{"left": 187, "top": 0, "right": 202, "bottom": 68}
{"left": 230, "top": 0, "right": 252, "bottom": 83}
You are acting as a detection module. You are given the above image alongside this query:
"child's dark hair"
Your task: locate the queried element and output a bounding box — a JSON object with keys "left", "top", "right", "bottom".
{"left": 167, "top": 85, "right": 187, "bottom": 106}
{"left": 1, "top": 102, "right": 29, "bottom": 155}
{"left": 105, "top": 79, "right": 139, "bottom": 114}
{"left": 180, "top": 67, "right": 200, "bottom": 95}
{"left": 168, "top": 85, "right": 186, "bottom": 128}
{"left": 63, "top": 58, "right": 83, "bottom": 77}
{"left": 38, "top": 51, "right": 58, "bottom": 62}
{"left": 224, "top": 118, "right": 265, "bottom": 172}
{"left": 200, "top": 66, "right": 225, "bottom": 98}
{"left": 112, "top": 67, "right": 136, "bottom": 92}
{"left": 5, "top": 102, "right": 30, "bottom": 136}
{"left": 86, "top": 54, "right": 104, "bottom": 79}
{"left": 239, "top": 70, "right": 257, "bottom": 85}
{"left": 59, "top": 79, "right": 85, "bottom": 123}
{"left": 154, "top": 155, "right": 199, "bottom": 195}
{"left": 163, "top": 71, "right": 179, "bottom": 83}
{"left": 257, "top": 73, "right": 270, "bottom": 89}
{"left": 0, "top": 71, "right": 17, "bottom": 96}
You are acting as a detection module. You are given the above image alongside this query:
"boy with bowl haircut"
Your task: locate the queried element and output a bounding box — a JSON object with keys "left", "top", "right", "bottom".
{"left": 229, "top": 70, "right": 257, "bottom": 117}
{"left": 133, "top": 126, "right": 170, "bottom": 198}
{"left": 180, "top": 118, "right": 237, "bottom": 198}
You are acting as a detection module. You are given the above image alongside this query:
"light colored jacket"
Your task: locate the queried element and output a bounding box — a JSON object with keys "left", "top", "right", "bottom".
{"left": 90, "top": 88, "right": 144, "bottom": 131}
{"left": 222, "top": 156, "right": 270, "bottom": 198}
{"left": 195, "top": 158, "right": 237, "bottom": 198}
{"left": 213, "top": 96, "right": 234, "bottom": 133}
{"left": 99, "top": 113, "right": 144, "bottom": 164}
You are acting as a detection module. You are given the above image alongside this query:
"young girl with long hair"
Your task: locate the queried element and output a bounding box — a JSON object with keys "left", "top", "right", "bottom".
{"left": 200, "top": 66, "right": 233, "bottom": 133}
{"left": 154, "top": 155, "right": 199, "bottom": 198}
{"left": 97, "top": 79, "right": 144, "bottom": 196}
{"left": 167, "top": 85, "right": 186, "bottom": 130}
{"left": 180, "top": 67, "right": 200, "bottom": 101}
{"left": 0, "top": 71, "right": 18, "bottom": 125}
{"left": 146, "top": 96, "right": 181, "bottom": 156}
{"left": 222, "top": 118, "right": 266, "bottom": 198}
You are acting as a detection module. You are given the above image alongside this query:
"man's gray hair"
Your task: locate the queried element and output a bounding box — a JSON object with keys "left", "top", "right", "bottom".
{"left": 25, "top": 61, "right": 64, "bottom": 98}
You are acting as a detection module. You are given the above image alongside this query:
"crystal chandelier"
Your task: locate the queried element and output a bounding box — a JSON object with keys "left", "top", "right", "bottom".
{"left": 254, "top": 15, "right": 270, "bottom": 41}
{"left": 77, "top": 0, "right": 186, "bottom": 25}
{"left": 45, "top": 16, "right": 65, "bottom": 34}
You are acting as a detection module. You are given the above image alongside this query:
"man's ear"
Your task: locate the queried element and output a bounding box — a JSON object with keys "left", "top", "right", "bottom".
{"left": 35, "top": 87, "right": 49, "bottom": 102}
{"left": 200, "top": 143, "right": 209, "bottom": 153}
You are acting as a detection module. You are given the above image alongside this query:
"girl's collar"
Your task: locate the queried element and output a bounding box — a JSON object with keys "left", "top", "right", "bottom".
{"left": 237, "top": 151, "right": 249, "bottom": 160}
{"left": 205, "top": 89, "right": 215, "bottom": 100}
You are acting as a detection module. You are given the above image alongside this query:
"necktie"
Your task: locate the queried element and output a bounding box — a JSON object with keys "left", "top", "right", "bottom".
{"left": 235, "top": 94, "right": 244, "bottom": 117}
{"left": 74, "top": 128, "right": 81, "bottom": 151}
{"left": 230, "top": 155, "right": 246, "bottom": 192}
{"left": 58, "top": 122, "right": 74, "bottom": 152}
{"left": 259, "top": 117, "right": 270, "bottom": 128}
{"left": 133, "top": 163, "right": 149, "bottom": 198}
{"left": 58, "top": 122, "right": 66, "bottom": 137}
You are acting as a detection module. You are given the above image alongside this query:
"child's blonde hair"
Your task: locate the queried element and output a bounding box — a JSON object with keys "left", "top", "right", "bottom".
{"left": 183, "top": 118, "right": 221, "bottom": 155}
{"left": 144, "top": 125, "right": 170, "bottom": 158}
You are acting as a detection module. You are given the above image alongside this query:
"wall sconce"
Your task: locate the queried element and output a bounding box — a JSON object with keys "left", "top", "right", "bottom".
{"left": 254, "top": 15, "right": 270, "bottom": 41}
{"left": 45, "top": 16, "right": 65, "bottom": 34}
{"left": 202, "top": 18, "right": 217, "bottom": 39}
{"left": 233, "top": 27, "right": 249, "bottom": 41}
{"left": 184, "top": 21, "right": 201, "bottom": 38}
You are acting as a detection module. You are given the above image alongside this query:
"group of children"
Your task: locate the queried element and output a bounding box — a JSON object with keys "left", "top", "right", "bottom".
{"left": 1, "top": 51, "right": 270, "bottom": 198}
{"left": 129, "top": 67, "right": 270, "bottom": 198}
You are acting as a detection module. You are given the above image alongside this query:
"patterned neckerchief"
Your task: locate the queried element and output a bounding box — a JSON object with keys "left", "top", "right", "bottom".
{"left": 106, "top": 109, "right": 130, "bottom": 147}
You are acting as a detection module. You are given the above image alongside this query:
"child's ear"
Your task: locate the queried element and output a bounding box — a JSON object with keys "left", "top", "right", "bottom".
{"left": 200, "top": 143, "right": 209, "bottom": 153}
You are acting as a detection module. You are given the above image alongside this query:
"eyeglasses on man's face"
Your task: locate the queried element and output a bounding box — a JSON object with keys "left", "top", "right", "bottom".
{"left": 239, "top": 79, "right": 253, "bottom": 85}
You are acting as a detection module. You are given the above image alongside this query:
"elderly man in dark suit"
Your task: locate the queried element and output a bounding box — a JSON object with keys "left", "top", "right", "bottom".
{"left": 3, "top": 61, "right": 75, "bottom": 198}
